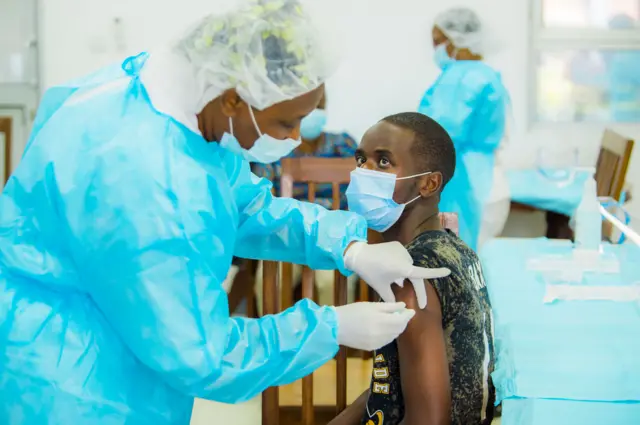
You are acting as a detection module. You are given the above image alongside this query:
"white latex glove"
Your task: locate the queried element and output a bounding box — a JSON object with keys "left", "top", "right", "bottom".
{"left": 334, "top": 302, "right": 415, "bottom": 351}
{"left": 344, "top": 241, "right": 450, "bottom": 309}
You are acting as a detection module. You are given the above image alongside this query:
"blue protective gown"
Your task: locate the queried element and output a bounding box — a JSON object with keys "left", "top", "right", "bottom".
{"left": 418, "top": 60, "right": 509, "bottom": 250}
{"left": 0, "top": 53, "right": 367, "bottom": 425}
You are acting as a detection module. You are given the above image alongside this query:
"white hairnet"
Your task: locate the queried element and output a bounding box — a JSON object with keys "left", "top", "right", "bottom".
{"left": 435, "top": 8, "right": 484, "bottom": 55}
{"left": 174, "top": 0, "right": 336, "bottom": 110}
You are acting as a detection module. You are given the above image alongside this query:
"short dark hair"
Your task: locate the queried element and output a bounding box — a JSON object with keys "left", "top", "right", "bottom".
{"left": 381, "top": 112, "right": 456, "bottom": 188}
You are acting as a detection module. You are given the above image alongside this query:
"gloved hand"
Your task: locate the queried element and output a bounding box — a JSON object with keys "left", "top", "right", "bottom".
{"left": 344, "top": 241, "right": 450, "bottom": 309}
{"left": 334, "top": 302, "right": 415, "bottom": 351}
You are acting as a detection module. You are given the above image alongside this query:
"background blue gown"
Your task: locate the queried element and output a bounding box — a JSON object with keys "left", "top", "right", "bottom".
{"left": 0, "top": 53, "right": 367, "bottom": 425}
{"left": 418, "top": 60, "right": 509, "bottom": 250}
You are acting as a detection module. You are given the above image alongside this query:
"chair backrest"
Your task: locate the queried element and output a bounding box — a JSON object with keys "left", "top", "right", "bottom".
{"left": 280, "top": 157, "right": 355, "bottom": 208}
{"left": 595, "top": 130, "right": 634, "bottom": 242}
{"left": 595, "top": 129, "right": 634, "bottom": 200}
{"left": 0, "top": 116, "right": 12, "bottom": 185}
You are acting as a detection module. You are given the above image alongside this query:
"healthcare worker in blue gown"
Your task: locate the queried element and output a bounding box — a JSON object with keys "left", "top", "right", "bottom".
{"left": 0, "top": 1, "right": 450, "bottom": 424}
{"left": 418, "top": 8, "right": 510, "bottom": 251}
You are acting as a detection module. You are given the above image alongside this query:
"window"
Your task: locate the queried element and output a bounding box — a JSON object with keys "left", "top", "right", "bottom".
{"left": 532, "top": 0, "right": 640, "bottom": 123}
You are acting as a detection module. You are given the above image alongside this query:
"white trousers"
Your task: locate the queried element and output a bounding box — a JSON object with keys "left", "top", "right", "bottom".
{"left": 477, "top": 164, "right": 511, "bottom": 249}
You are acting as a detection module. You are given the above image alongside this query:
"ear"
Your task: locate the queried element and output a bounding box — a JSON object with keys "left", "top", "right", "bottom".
{"left": 418, "top": 172, "right": 443, "bottom": 198}
{"left": 219, "top": 89, "right": 246, "bottom": 118}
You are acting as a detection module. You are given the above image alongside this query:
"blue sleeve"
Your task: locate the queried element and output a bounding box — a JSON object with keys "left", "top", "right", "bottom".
{"left": 418, "top": 68, "right": 508, "bottom": 151}
{"left": 227, "top": 153, "right": 367, "bottom": 274}
{"left": 60, "top": 123, "right": 340, "bottom": 403}
{"left": 418, "top": 81, "right": 479, "bottom": 147}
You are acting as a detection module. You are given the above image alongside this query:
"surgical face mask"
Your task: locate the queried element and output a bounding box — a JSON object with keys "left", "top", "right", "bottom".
{"left": 219, "top": 106, "right": 301, "bottom": 164}
{"left": 434, "top": 43, "right": 455, "bottom": 69}
{"left": 346, "top": 167, "right": 432, "bottom": 232}
{"left": 300, "top": 108, "right": 327, "bottom": 140}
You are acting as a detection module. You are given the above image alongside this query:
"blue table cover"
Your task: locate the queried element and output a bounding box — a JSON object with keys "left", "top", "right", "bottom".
{"left": 502, "top": 398, "right": 640, "bottom": 425}
{"left": 508, "top": 169, "right": 591, "bottom": 216}
{"left": 481, "top": 238, "right": 640, "bottom": 403}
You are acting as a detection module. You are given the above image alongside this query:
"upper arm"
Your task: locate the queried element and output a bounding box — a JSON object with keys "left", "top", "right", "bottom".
{"left": 392, "top": 281, "right": 451, "bottom": 425}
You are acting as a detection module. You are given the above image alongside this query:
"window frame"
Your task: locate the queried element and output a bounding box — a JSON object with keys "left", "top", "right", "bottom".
{"left": 529, "top": 0, "right": 640, "bottom": 124}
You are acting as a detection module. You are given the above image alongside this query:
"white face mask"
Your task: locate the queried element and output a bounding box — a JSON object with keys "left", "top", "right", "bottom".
{"left": 219, "top": 106, "right": 301, "bottom": 164}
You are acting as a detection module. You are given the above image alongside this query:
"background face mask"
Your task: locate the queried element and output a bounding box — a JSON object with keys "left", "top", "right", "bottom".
{"left": 434, "top": 43, "right": 455, "bottom": 69}
{"left": 346, "top": 168, "right": 431, "bottom": 232}
{"left": 300, "top": 109, "right": 327, "bottom": 140}
{"left": 219, "top": 106, "right": 301, "bottom": 164}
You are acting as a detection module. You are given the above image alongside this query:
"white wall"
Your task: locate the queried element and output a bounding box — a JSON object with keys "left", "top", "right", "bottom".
{"left": 40, "top": 0, "right": 639, "bottom": 218}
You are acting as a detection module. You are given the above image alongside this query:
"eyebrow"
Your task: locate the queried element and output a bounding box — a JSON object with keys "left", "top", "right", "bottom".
{"left": 374, "top": 148, "right": 394, "bottom": 158}
{"left": 354, "top": 148, "right": 395, "bottom": 156}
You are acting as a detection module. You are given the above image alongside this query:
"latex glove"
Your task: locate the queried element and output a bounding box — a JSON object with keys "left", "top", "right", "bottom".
{"left": 343, "top": 241, "right": 450, "bottom": 309}
{"left": 334, "top": 302, "right": 415, "bottom": 351}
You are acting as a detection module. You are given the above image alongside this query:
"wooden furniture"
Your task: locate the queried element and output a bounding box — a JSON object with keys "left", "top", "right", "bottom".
{"left": 596, "top": 130, "right": 634, "bottom": 242}
{"left": 596, "top": 129, "right": 634, "bottom": 201}
{"left": 0, "top": 117, "right": 12, "bottom": 185}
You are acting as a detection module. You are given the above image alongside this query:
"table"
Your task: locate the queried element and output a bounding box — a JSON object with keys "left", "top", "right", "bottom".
{"left": 508, "top": 169, "right": 592, "bottom": 239}
{"left": 481, "top": 238, "right": 640, "bottom": 423}
{"left": 508, "top": 169, "right": 591, "bottom": 217}
{"left": 502, "top": 398, "right": 640, "bottom": 425}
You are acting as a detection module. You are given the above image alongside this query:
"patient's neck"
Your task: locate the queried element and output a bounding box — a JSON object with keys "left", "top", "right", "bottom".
{"left": 382, "top": 200, "right": 442, "bottom": 246}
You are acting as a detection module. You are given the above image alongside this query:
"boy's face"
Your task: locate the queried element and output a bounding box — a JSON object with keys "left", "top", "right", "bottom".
{"left": 355, "top": 121, "right": 441, "bottom": 204}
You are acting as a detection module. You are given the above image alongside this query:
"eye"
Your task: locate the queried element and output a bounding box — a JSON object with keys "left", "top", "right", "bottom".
{"left": 355, "top": 155, "right": 366, "bottom": 167}
{"left": 279, "top": 120, "right": 296, "bottom": 130}
{"left": 378, "top": 157, "right": 391, "bottom": 168}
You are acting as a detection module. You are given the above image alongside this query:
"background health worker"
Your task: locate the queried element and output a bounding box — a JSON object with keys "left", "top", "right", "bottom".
{"left": 0, "top": 1, "right": 449, "bottom": 424}
{"left": 418, "top": 8, "right": 511, "bottom": 250}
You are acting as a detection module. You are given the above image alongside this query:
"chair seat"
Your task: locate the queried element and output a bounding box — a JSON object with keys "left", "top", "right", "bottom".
{"left": 279, "top": 358, "right": 372, "bottom": 407}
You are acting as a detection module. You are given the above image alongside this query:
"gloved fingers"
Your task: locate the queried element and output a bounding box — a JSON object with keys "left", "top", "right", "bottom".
{"left": 376, "top": 301, "right": 406, "bottom": 313}
{"left": 408, "top": 265, "right": 451, "bottom": 280}
{"left": 375, "top": 284, "right": 397, "bottom": 304}
{"left": 381, "top": 309, "right": 415, "bottom": 336}
{"left": 393, "top": 278, "right": 405, "bottom": 287}
{"left": 409, "top": 278, "right": 428, "bottom": 309}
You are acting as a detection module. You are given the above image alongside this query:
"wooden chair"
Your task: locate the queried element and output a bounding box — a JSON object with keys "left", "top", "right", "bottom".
{"left": 596, "top": 129, "right": 634, "bottom": 200}
{"left": 596, "top": 129, "right": 634, "bottom": 242}
{"left": 0, "top": 117, "right": 12, "bottom": 185}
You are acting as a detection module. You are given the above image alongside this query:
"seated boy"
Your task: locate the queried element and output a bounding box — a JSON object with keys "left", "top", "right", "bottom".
{"left": 330, "top": 112, "right": 495, "bottom": 425}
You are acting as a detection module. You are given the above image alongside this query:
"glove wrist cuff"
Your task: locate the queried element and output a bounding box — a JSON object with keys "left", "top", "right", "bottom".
{"left": 343, "top": 241, "right": 366, "bottom": 271}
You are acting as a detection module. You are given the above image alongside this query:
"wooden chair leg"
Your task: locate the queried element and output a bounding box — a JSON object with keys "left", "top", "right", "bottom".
{"left": 262, "top": 261, "right": 280, "bottom": 425}
{"left": 359, "top": 279, "right": 373, "bottom": 360}
{"left": 282, "top": 262, "right": 294, "bottom": 310}
{"left": 335, "top": 271, "right": 348, "bottom": 416}
{"left": 301, "top": 266, "right": 315, "bottom": 425}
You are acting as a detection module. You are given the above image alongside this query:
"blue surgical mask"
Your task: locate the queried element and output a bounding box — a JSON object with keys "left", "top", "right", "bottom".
{"left": 434, "top": 43, "right": 454, "bottom": 70}
{"left": 219, "top": 106, "right": 301, "bottom": 164}
{"left": 300, "top": 109, "right": 327, "bottom": 140}
{"left": 346, "top": 168, "right": 432, "bottom": 232}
